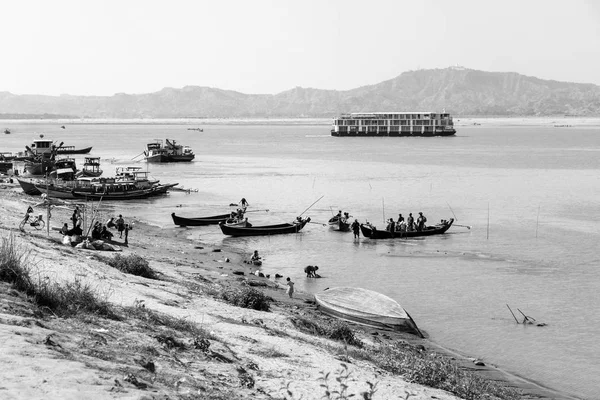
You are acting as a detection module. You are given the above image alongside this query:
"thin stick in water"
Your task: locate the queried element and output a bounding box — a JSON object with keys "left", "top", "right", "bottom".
{"left": 535, "top": 204, "right": 540, "bottom": 238}
{"left": 506, "top": 304, "right": 519, "bottom": 324}
{"left": 487, "top": 202, "right": 490, "bottom": 240}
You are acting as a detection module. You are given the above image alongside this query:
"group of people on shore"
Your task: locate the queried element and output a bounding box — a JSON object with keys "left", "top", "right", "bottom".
{"left": 59, "top": 207, "right": 131, "bottom": 245}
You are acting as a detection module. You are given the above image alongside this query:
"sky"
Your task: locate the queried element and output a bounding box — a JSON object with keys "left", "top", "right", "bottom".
{"left": 0, "top": 0, "right": 599, "bottom": 96}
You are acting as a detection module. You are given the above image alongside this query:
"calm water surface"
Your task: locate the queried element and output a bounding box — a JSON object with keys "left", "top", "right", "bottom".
{"left": 3, "top": 120, "right": 600, "bottom": 399}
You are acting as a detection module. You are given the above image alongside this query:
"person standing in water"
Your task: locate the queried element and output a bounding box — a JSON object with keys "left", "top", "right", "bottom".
{"left": 286, "top": 277, "right": 294, "bottom": 298}
{"left": 351, "top": 219, "right": 360, "bottom": 239}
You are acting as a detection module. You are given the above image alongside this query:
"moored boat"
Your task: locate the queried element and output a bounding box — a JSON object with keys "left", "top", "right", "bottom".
{"left": 331, "top": 112, "right": 456, "bottom": 137}
{"left": 360, "top": 218, "right": 454, "bottom": 239}
{"left": 219, "top": 217, "right": 310, "bottom": 236}
{"left": 172, "top": 212, "right": 232, "bottom": 226}
{"left": 78, "top": 157, "right": 103, "bottom": 177}
{"left": 314, "top": 287, "right": 423, "bottom": 336}
{"left": 55, "top": 145, "right": 93, "bottom": 155}
{"left": 145, "top": 139, "right": 195, "bottom": 163}
{"left": 328, "top": 214, "right": 350, "bottom": 231}
{"left": 71, "top": 182, "right": 177, "bottom": 200}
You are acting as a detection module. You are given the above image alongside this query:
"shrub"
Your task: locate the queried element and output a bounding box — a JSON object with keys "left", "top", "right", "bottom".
{"left": 220, "top": 287, "right": 271, "bottom": 311}
{"left": 290, "top": 316, "right": 362, "bottom": 348}
{"left": 0, "top": 234, "right": 115, "bottom": 318}
{"left": 107, "top": 254, "right": 158, "bottom": 279}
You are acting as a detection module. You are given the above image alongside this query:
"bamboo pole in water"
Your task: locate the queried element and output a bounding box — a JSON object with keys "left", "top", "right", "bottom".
{"left": 536, "top": 204, "right": 541, "bottom": 238}
{"left": 486, "top": 202, "right": 490, "bottom": 240}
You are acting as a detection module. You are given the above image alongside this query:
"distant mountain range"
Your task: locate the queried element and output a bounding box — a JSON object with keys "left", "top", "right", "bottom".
{"left": 2, "top": 67, "right": 600, "bottom": 118}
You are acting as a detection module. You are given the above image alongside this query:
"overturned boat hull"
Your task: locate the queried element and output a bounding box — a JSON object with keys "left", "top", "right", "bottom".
{"left": 315, "top": 287, "right": 423, "bottom": 337}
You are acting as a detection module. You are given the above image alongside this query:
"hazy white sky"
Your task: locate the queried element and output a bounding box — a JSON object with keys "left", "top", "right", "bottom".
{"left": 0, "top": 0, "right": 599, "bottom": 96}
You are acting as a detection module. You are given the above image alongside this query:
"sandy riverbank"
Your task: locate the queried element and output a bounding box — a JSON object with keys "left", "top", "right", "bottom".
{"left": 0, "top": 184, "right": 578, "bottom": 400}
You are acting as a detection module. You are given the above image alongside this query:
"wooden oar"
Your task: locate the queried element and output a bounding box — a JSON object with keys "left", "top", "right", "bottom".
{"left": 244, "top": 209, "right": 269, "bottom": 213}
{"left": 453, "top": 224, "right": 472, "bottom": 229}
{"left": 308, "top": 221, "right": 327, "bottom": 226}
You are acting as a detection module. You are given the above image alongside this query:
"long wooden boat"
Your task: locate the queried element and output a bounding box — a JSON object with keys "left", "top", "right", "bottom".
{"left": 314, "top": 287, "right": 423, "bottom": 336}
{"left": 55, "top": 146, "right": 93, "bottom": 155}
{"left": 219, "top": 217, "right": 310, "bottom": 236}
{"left": 172, "top": 212, "right": 231, "bottom": 226}
{"left": 360, "top": 218, "right": 453, "bottom": 239}
{"left": 71, "top": 183, "right": 177, "bottom": 200}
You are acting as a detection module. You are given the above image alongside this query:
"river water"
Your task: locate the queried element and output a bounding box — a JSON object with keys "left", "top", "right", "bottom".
{"left": 3, "top": 118, "right": 600, "bottom": 399}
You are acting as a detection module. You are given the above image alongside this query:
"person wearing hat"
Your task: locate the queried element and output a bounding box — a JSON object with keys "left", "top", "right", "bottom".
{"left": 115, "top": 214, "right": 125, "bottom": 237}
{"left": 417, "top": 212, "right": 427, "bottom": 231}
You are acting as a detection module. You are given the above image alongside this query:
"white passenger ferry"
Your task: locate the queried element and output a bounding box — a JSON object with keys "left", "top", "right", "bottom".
{"left": 331, "top": 112, "right": 456, "bottom": 137}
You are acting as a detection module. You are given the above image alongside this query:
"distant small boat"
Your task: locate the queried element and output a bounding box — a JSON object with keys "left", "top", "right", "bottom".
{"left": 55, "top": 145, "right": 93, "bottom": 155}
{"left": 314, "top": 287, "right": 423, "bottom": 336}
{"left": 187, "top": 128, "right": 203, "bottom": 132}
{"left": 4, "top": 128, "right": 10, "bottom": 134}
{"left": 172, "top": 212, "right": 232, "bottom": 226}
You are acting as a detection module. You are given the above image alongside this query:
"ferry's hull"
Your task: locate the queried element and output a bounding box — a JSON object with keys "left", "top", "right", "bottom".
{"left": 146, "top": 154, "right": 195, "bottom": 163}
{"left": 331, "top": 129, "right": 456, "bottom": 137}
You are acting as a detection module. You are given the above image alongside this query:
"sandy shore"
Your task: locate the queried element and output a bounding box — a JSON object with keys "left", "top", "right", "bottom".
{"left": 0, "top": 184, "right": 577, "bottom": 400}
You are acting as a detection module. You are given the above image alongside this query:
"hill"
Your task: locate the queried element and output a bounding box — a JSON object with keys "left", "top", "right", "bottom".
{"left": 1, "top": 67, "right": 600, "bottom": 118}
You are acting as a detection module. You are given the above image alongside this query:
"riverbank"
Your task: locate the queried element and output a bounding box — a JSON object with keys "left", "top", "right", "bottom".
{"left": 0, "top": 186, "right": 578, "bottom": 399}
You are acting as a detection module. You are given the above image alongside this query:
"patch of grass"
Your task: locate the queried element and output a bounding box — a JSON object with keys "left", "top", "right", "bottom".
{"left": 250, "top": 346, "right": 288, "bottom": 358}
{"left": 122, "top": 303, "right": 215, "bottom": 340}
{"left": 0, "top": 234, "right": 115, "bottom": 318}
{"left": 290, "top": 315, "right": 362, "bottom": 348}
{"left": 220, "top": 286, "right": 271, "bottom": 311}
{"left": 106, "top": 254, "right": 158, "bottom": 279}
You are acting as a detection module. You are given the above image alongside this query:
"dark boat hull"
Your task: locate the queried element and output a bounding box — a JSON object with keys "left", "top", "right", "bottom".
{"left": 172, "top": 212, "right": 231, "bottom": 226}
{"left": 0, "top": 161, "right": 12, "bottom": 173}
{"left": 55, "top": 146, "right": 93, "bottom": 155}
{"left": 331, "top": 129, "right": 456, "bottom": 137}
{"left": 147, "top": 154, "right": 195, "bottom": 163}
{"left": 220, "top": 218, "right": 310, "bottom": 236}
{"left": 17, "top": 178, "right": 42, "bottom": 195}
{"left": 360, "top": 218, "right": 453, "bottom": 239}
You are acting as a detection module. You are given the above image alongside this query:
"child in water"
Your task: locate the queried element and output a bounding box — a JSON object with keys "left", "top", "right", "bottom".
{"left": 286, "top": 277, "right": 294, "bottom": 298}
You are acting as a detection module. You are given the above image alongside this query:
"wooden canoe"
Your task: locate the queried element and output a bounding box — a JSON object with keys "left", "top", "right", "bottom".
{"left": 219, "top": 217, "right": 310, "bottom": 236}
{"left": 314, "top": 287, "right": 423, "bottom": 336}
{"left": 171, "top": 212, "right": 231, "bottom": 226}
{"left": 360, "top": 218, "right": 454, "bottom": 239}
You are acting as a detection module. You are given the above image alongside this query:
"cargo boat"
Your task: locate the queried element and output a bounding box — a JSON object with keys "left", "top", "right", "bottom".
{"left": 331, "top": 112, "right": 456, "bottom": 137}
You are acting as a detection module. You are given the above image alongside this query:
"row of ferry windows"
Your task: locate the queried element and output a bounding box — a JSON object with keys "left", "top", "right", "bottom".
{"left": 345, "top": 114, "right": 450, "bottom": 119}
{"left": 337, "top": 126, "right": 437, "bottom": 132}
{"left": 335, "top": 119, "right": 452, "bottom": 126}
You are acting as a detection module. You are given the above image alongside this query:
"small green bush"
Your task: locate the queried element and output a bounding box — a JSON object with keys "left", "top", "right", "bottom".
{"left": 290, "top": 316, "right": 362, "bottom": 348}
{"left": 220, "top": 287, "right": 271, "bottom": 311}
{"left": 107, "top": 254, "right": 158, "bottom": 279}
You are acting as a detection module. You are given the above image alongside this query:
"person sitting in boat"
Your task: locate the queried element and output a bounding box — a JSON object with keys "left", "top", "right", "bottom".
{"left": 416, "top": 212, "right": 427, "bottom": 231}
{"left": 240, "top": 197, "right": 249, "bottom": 210}
{"left": 397, "top": 213, "right": 404, "bottom": 224}
{"left": 397, "top": 219, "right": 407, "bottom": 233}
{"left": 343, "top": 212, "right": 350, "bottom": 222}
{"left": 386, "top": 218, "right": 395, "bottom": 232}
